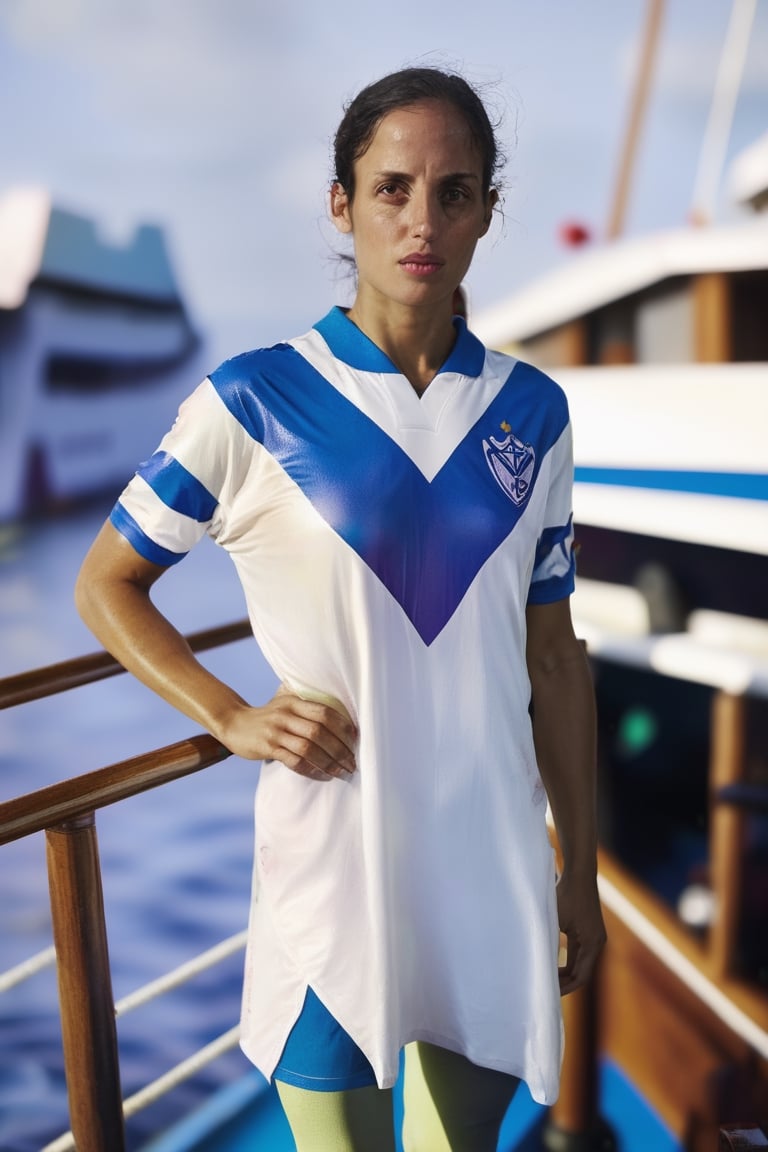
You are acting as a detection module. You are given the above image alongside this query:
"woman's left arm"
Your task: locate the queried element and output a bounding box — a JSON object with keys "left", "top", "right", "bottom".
{"left": 526, "top": 597, "right": 606, "bottom": 995}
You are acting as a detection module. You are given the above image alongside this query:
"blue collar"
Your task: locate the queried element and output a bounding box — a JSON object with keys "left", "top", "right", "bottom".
{"left": 313, "top": 306, "right": 486, "bottom": 377}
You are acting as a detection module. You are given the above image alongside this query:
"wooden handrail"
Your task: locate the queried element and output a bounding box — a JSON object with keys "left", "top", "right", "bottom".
{"left": 0, "top": 734, "right": 231, "bottom": 846}
{"left": 0, "top": 617, "right": 249, "bottom": 1149}
{"left": 0, "top": 618, "right": 252, "bottom": 710}
{"left": 597, "top": 847, "right": 768, "bottom": 1038}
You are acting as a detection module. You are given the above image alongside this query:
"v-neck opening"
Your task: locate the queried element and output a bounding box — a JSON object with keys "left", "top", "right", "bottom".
{"left": 312, "top": 307, "right": 486, "bottom": 431}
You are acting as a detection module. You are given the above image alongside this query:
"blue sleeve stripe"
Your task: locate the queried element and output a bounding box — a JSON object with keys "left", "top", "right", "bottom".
{"left": 109, "top": 503, "right": 187, "bottom": 567}
{"left": 533, "top": 519, "right": 572, "bottom": 570}
{"left": 526, "top": 569, "right": 576, "bottom": 605}
{"left": 139, "top": 451, "right": 218, "bottom": 522}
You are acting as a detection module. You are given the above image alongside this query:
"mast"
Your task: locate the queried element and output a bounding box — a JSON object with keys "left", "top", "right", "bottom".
{"left": 606, "top": 0, "right": 666, "bottom": 240}
{"left": 690, "top": 0, "right": 757, "bottom": 226}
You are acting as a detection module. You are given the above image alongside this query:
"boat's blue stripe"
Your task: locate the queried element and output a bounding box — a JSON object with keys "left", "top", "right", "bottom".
{"left": 575, "top": 467, "right": 768, "bottom": 502}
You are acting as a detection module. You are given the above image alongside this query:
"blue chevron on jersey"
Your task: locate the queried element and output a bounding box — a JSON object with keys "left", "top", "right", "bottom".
{"left": 208, "top": 341, "right": 567, "bottom": 644}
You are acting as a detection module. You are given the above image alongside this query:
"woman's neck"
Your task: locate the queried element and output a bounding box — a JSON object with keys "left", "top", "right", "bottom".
{"left": 345, "top": 299, "right": 457, "bottom": 396}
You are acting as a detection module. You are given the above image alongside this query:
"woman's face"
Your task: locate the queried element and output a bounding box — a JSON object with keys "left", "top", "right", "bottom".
{"left": 331, "top": 99, "right": 495, "bottom": 314}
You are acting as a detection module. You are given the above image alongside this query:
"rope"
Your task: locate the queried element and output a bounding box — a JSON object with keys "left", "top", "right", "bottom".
{"left": 0, "top": 945, "right": 56, "bottom": 993}
{"left": 123, "top": 1024, "right": 242, "bottom": 1116}
{"left": 41, "top": 1025, "right": 242, "bottom": 1152}
{"left": 115, "top": 930, "right": 247, "bottom": 1016}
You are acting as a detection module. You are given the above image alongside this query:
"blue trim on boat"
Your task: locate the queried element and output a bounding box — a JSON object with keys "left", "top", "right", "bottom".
{"left": 575, "top": 466, "right": 768, "bottom": 501}
{"left": 139, "top": 1057, "right": 682, "bottom": 1151}
{"left": 138, "top": 1069, "right": 288, "bottom": 1152}
{"left": 599, "top": 1058, "right": 681, "bottom": 1152}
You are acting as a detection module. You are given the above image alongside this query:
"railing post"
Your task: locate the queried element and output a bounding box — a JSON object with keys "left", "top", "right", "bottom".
{"left": 46, "top": 813, "right": 125, "bottom": 1152}
{"left": 709, "top": 691, "right": 746, "bottom": 981}
{"left": 542, "top": 972, "right": 615, "bottom": 1152}
{"left": 548, "top": 982, "right": 598, "bottom": 1130}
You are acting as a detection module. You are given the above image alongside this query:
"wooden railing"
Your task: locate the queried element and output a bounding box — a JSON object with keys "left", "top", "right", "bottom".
{"left": 0, "top": 619, "right": 251, "bottom": 1152}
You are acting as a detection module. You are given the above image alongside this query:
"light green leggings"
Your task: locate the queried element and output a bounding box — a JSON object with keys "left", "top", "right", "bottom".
{"left": 276, "top": 1040, "right": 520, "bottom": 1152}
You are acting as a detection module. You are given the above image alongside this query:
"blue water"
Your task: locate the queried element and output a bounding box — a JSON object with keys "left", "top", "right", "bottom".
{"left": 0, "top": 499, "right": 279, "bottom": 1151}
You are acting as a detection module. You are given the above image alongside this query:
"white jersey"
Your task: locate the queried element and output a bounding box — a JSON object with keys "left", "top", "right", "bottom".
{"left": 112, "top": 307, "right": 576, "bottom": 1104}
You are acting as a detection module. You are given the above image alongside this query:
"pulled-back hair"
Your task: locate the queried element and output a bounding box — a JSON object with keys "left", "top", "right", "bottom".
{"left": 333, "top": 67, "right": 503, "bottom": 201}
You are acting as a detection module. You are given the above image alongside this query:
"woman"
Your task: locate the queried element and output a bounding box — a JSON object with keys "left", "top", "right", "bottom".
{"left": 76, "top": 67, "right": 605, "bottom": 1152}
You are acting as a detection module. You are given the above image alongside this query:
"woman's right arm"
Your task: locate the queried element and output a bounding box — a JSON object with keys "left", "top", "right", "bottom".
{"left": 75, "top": 521, "right": 357, "bottom": 780}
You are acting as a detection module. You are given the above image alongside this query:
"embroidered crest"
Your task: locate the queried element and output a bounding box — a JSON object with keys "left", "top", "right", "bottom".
{"left": 483, "top": 422, "right": 535, "bottom": 506}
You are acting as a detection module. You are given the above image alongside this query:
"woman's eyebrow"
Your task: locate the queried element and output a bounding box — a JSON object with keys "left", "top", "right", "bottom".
{"left": 371, "top": 170, "right": 481, "bottom": 183}
{"left": 440, "top": 172, "right": 481, "bottom": 182}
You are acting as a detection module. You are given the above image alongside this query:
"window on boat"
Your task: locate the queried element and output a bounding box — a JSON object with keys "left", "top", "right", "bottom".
{"left": 45, "top": 355, "right": 182, "bottom": 395}
{"left": 635, "top": 281, "right": 694, "bottom": 363}
{"left": 731, "top": 271, "right": 768, "bottom": 361}
{"left": 588, "top": 299, "right": 636, "bottom": 365}
{"left": 594, "top": 659, "right": 768, "bottom": 991}
{"left": 587, "top": 279, "right": 695, "bottom": 366}
{"left": 595, "top": 662, "right": 711, "bottom": 925}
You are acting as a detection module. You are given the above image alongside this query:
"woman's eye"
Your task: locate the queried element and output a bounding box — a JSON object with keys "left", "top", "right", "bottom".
{"left": 443, "top": 187, "right": 467, "bottom": 203}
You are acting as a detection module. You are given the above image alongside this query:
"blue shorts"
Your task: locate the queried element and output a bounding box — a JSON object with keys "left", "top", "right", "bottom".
{"left": 272, "top": 986, "right": 378, "bottom": 1092}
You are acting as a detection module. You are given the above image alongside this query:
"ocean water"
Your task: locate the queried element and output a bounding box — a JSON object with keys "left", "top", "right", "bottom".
{"left": 0, "top": 500, "right": 279, "bottom": 1151}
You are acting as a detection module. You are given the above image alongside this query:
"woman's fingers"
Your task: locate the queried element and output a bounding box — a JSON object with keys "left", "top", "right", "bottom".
{"left": 269, "top": 698, "right": 357, "bottom": 779}
{"left": 224, "top": 691, "right": 357, "bottom": 780}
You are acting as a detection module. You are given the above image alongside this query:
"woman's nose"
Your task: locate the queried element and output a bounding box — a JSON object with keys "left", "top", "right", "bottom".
{"left": 409, "top": 193, "right": 437, "bottom": 240}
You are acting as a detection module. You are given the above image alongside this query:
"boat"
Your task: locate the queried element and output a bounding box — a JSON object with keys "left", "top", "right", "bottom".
{"left": 462, "top": 9, "right": 768, "bottom": 1144}
{"left": 472, "top": 153, "right": 768, "bottom": 631}
{"left": 473, "top": 0, "right": 767, "bottom": 634}
{"left": 0, "top": 186, "right": 205, "bottom": 523}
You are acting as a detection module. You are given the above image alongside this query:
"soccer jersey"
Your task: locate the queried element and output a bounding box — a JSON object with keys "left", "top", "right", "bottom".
{"left": 111, "top": 307, "right": 576, "bottom": 1104}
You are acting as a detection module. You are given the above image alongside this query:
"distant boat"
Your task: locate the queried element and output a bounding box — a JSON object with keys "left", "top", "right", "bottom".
{"left": 473, "top": 136, "right": 768, "bottom": 629}
{"left": 0, "top": 187, "right": 205, "bottom": 522}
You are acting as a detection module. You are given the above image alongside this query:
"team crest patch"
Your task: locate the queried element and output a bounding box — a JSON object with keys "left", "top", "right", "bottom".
{"left": 483, "top": 421, "right": 535, "bottom": 506}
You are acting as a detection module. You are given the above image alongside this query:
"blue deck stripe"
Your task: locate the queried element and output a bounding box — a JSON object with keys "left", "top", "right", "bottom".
{"left": 575, "top": 467, "right": 768, "bottom": 501}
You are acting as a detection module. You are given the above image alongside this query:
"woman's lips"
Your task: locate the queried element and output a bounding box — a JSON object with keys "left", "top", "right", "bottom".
{"left": 399, "top": 253, "right": 444, "bottom": 275}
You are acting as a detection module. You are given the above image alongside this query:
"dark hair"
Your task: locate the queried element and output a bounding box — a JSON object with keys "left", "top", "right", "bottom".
{"left": 333, "top": 67, "right": 503, "bottom": 202}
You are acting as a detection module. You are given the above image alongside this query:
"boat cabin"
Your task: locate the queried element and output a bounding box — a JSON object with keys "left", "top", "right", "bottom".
{"left": 0, "top": 187, "right": 204, "bottom": 522}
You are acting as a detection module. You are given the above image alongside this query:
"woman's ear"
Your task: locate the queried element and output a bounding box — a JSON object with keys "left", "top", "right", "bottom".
{"left": 330, "top": 182, "right": 353, "bottom": 234}
{"left": 479, "top": 188, "right": 499, "bottom": 238}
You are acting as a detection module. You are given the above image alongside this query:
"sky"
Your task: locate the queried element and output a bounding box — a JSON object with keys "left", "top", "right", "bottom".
{"left": 1, "top": 0, "right": 767, "bottom": 364}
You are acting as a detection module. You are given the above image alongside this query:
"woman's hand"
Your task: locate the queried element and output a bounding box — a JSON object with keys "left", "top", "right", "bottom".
{"left": 555, "top": 869, "right": 606, "bottom": 996}
{"left": 220, "top": 687, "right": 357, "bottom": 781}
